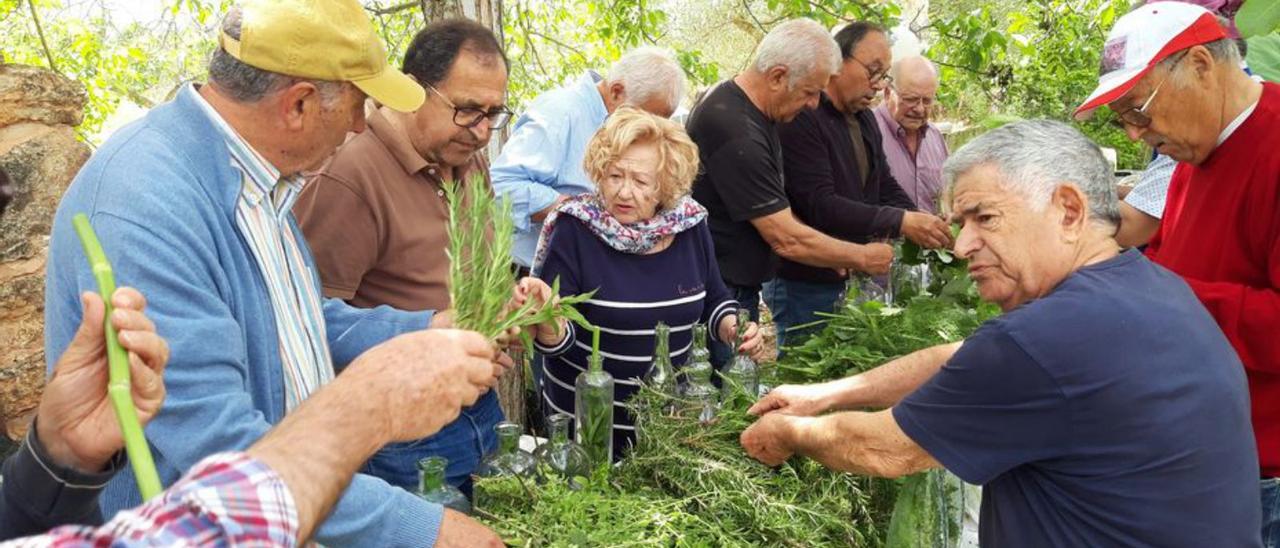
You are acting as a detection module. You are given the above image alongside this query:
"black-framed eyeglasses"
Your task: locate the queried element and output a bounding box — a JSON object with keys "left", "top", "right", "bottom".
{"left": 1109, "top": 50, "right": 1188, "bottom": 130}
{"left": 425, "top": 83, "right": 513, "bottom": 130}
{"left": 850, "top": 56, "right": 893, "bottom": 86}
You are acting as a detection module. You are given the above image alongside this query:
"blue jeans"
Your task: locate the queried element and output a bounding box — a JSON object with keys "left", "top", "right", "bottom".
{"left": 711, "top": 284, "right": 760, "bottom": 371}
{"left": 1264, "top": 477, "right": 1280, "bottom": 548}
{"left": 359, "top": 389, "right": 502, "bottom": 499}
{"left": 762, "top": 278, "right": 845, "bottom": 355}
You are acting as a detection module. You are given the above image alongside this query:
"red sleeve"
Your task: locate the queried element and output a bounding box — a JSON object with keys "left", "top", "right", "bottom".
{"left": 1181, "top": 236, "right": 1280, "bottom": 374}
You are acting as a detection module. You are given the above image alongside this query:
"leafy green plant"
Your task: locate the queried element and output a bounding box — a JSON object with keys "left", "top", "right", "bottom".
{"left": 444, "top": 175, "right": 592, "bottom": 341}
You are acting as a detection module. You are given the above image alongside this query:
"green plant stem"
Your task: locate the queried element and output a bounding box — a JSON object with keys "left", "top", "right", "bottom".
{"left": 72, "top": 214, "right": 162, "bottom": 500}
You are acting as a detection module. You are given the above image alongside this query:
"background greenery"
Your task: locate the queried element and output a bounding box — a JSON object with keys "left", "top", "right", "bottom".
{"left": 3, "top": 0, "right": 1275, "bottom": 162}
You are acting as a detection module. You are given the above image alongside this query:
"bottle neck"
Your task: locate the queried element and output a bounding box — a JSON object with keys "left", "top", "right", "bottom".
{"left": 419, "top": 461, "right": 446, "bottom": 492}
{"left": 549, "top": 416, "right": 570, "bottom": 444}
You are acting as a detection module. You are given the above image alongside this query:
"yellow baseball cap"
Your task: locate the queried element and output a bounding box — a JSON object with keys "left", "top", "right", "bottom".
{"left": 218, "top": 0, "right": 424, "bottom": 113}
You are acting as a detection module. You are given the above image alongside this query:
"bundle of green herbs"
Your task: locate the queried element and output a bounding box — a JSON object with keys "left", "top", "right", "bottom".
{"left": 444, "top": 176, "right": 592, "bottom": 341}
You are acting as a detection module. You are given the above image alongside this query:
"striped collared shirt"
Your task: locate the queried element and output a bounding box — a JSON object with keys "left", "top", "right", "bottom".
{"left": 190, "top": 86, "right": 334, "bottom": 411}
{"left": 873, "top": 103, "right": 949, "bottom": 214}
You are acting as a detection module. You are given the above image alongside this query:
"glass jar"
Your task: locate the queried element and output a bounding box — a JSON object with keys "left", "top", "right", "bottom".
{"left": 679, "top": 324, "right": 719, "bottom": 424}
{"left": 575, "top": 353, "right": 614, "bottom": 470}
{"left": 643, "top": 321, "right": 679, "bottom": 409}
{"left": 416, "top": 456, "right": 470, "bottom": 514}
{"left": 720, "top": 309, "right": 759, "bottom": 401}
{"left": 475, "top": 421, "right": 536, "bottom": 479}
{"left": 533, "top": 412, "right": 591, "bottom": 487}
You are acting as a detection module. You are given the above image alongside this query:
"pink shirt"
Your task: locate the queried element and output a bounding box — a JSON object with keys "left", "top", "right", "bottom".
{"left": 873, "top": 104, "right": 949, "bottom": 214}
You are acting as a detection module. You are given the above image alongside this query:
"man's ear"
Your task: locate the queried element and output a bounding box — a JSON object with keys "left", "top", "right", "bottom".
{"left": 1052, "top": 183, "right": 1089, "bottom": 242}
{"left": 277, "top": 81, "right": 320, "bottom": 132}
{"left": 765, "top": 66, "right": 790, "bottom": 92}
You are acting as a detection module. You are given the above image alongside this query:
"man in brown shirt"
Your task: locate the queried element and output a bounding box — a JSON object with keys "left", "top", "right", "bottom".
{"left": 294, "top": 18, "right": 511, "bottom": 497}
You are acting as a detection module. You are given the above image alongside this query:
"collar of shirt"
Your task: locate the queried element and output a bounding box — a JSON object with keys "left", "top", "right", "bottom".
{"left": 577, "top": 70, "right": 608, "bottom": 121}
{"left": 186, "top": 84, "right": 304, "bottom": 219}
{"left": 1216, "top": 96, "right": 1260, "bottom": 146}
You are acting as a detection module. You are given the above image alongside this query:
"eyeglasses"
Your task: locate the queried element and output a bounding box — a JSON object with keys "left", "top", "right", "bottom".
{"left": 424, "top": 83, "right": 513, "bottom": 130}
{"left": 851, "top": 56, "right": 893, "bottom": 86}
{"left": 891, "top": 87, "right": 935, "bottom": 108}
{"left": 1109, "top": 51, "right": 1187, "bottom": 130}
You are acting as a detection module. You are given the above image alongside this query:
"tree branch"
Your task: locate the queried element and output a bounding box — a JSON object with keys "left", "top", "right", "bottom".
{"left": 365, "top": 1, "right": 419, "bottom": 16}
{"left": 741, "top": 0, "right": 766, "bottom": 34}
{"left": 27, "top": 0, "right": 60, "bottom": 74}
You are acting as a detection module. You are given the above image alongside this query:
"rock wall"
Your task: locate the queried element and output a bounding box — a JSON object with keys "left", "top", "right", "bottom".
{"left": 0, "top": 64, "right": 90, "bottom": 439}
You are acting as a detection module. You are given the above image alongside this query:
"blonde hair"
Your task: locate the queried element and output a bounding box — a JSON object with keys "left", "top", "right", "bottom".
{"left": 583, "top": 107, "right": 700, "bottom": 210}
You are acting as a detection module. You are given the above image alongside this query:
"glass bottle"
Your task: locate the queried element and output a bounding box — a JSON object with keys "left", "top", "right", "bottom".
{"left": 416, "top": 456, "right": 470, "bottom": 514}
{"left": 720, "top": 308, "right": 759, "bottom": 400}
{"left": 643, "top": 321, "right": 678, "bottom": 403}
{"left": 575, "top": 329, "right": 614, "bottom": 470}
{"left": 679, "top": 324, "right": 718, "bottom": 424}
{"left": 533, "top": 412, "right": 591, "bottom": 487}
{"left": 475, "top": 421, "right": 536, "bottom": 479}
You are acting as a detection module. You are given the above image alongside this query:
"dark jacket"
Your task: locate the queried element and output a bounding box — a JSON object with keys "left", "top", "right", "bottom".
{"left": 0, "top": 424, "right": 121, "bottom": 540}
{"left": 777, "top": 93, "right": 917, "bottom": 284}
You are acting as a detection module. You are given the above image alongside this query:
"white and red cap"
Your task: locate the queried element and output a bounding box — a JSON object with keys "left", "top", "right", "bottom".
{"left": 1074, "top": 2, "right": 1227, "bottom": 119}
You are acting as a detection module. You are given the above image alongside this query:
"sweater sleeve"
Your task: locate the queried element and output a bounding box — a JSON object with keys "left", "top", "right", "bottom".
{"left": 534, "top": 219, "right": 582, "bottom": 356}
{"left": 695, "top": 223, "right": 739, "bottom": 344}
{"left": 779, "top": 110, "right": 906, "bottom": 241}
{"left": 1181, "top": 246, "right": 1280, "bottom": 374}
{"left": 0, "top": 426, "right": 122, "bottom": 540}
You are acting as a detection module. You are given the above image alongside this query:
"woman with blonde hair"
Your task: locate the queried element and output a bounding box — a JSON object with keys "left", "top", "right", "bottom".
{"left": 525, "top": 107, "right": 766, "bottom": 456}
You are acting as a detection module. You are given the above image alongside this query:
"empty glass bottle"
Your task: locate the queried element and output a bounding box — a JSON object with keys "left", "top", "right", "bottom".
{"left": 533, "top": 412, "right": 591, "bottom": 487}
{"left": 679, "top": 324, "right": 718, "bottom": 424}
{"left": 416, "top": 456, "right": 470, "bottom": 514}
{"left": 644, "top": 321, "right": 678, "bottom": 402}
{"left": 575, "top": 351, "right": 614, "bottom": 470}
{"left": 721, "top": 308, "right": 760, "bottom": 400}
{"left": 475, "top": 421, "right": 536, "bottom": 479}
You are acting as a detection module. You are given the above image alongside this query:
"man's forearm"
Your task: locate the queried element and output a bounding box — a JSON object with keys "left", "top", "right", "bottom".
{"left": 245, "top": 372, "right": 392, "bottom": 543}
{"left": 773, "top": 227, "right": 869, "bottom": 270}
{"left": 827, "top": 342, "right": 962, "bottom": 410}
{"left": 786, "top": 411, "right": 937, "bottom": 478}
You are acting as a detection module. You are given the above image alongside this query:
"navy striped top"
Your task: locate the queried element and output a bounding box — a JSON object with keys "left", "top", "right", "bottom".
{"left": 535, "top": 216, "right": 737, "bottom": 457}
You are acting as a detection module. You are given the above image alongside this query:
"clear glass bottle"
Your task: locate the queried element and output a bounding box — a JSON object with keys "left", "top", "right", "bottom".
{"left": 475, "top": 421, "right": 536, "bottom": 479}
{"left": 416, "top": 456, "right": 470, "bottom": 514}
{"left": 720, "top": 308, "right": 759, "bottom": 400}
{"left": 679, "top": 324, "right": 719, "bottom": 424}
{"left": 575, "top": 343, "right": 614, "bottom": 470}
{"left": 643, "top": 321, "right": 678, "bottom": 401}
{"left": 533, "top": 412, "right": 591, "bottom": 487}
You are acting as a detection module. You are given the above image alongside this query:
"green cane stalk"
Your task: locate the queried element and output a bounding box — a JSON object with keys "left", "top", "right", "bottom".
{"left": 71, "top": 213, "right": 162, "bottom": 500}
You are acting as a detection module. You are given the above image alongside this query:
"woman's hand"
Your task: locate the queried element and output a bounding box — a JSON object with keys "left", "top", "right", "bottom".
{"left": 510, "top": 277, "right": 568, "bottom": 347}
{"left": 717, "top": 314, "right": 769, "bottom": 363}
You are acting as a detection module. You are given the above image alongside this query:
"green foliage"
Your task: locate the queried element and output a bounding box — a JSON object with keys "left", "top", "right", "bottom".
{"left": 1248, "top": 33, "right": 1280, "bottom": 82}
{"left": 1238, "top": 0, "right": 1280, "bottom": 38}
{"left": 927, "top": 0, "right": 1148, "bottom": 169}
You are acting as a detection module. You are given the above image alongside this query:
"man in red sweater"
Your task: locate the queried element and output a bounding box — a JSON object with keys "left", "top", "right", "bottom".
{"left": 1077, "top": 3, "right": 1278, "bottom": 545}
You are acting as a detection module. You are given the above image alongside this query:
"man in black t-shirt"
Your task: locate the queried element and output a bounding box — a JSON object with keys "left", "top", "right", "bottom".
{"left": 741, "top": 121, "right": 1260, "bottom": 548}
{"left": 686, "top": 18, "right": 893, "bottom": 368}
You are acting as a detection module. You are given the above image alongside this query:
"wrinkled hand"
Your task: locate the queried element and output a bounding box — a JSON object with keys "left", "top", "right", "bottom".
{"left": 900, "top": 211, "right": 953, "bottom": 250}
{"left": 435, "top": 509, "right": 504, "bottom": 547}
{"left": 510, "top": 276, "right": 567, "bottom": 347}
{"left": 855, "top": 243, "right": 894, "bottom": 276}
{"left": 717, "top": 315, "right": 769, "bottom": 362}
{"left": 747, "top": 382, "right": 836, "bottom": 417}
{"left": 347, "top": 329, "right": 501, "bottom": 442}
{"left": 38, "top": 289, "right": 170, "bottom": 473}
{"left": 740, "top": 413, "right": 796, "bottom": 467}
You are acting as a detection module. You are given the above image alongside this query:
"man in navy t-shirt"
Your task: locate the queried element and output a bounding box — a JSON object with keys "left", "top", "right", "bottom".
{"left": 741, "top": 120, "right": 1260, "bottom": 547}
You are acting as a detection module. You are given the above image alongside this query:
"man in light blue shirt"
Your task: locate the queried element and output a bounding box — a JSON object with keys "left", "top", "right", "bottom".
{"left": 492, "top": 47, "right": 687, "bottom": 268}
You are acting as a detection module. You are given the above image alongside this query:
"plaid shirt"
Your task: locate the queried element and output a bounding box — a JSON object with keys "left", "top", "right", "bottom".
{"left": 3, "top": 453, "right": 297, "bottom": 547}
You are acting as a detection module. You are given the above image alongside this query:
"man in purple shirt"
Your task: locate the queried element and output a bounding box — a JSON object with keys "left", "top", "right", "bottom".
{"left": 874, "top": 56, "right": 949, "bottom": 213}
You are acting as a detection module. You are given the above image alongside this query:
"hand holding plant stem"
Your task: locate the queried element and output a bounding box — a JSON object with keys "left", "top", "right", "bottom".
{"left": 717, "top": 314, "right": 767, "bottom": 362}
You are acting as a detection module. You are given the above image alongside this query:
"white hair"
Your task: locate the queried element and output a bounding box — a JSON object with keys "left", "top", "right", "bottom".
{"left": 752, "top": 19, "right": 840, "bottom": 89}
{"left": 607, "top": 46, "right": 687, "bottom": 111}
{"left": 889, "top": 55, "right": 939, "bottom": 86}
{"left": 943, "top": 120, "right": 1120, "bottom": 229}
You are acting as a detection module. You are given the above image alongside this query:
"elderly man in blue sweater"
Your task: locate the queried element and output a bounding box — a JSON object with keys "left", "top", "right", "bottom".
{"left": 43, "top": 1, "right": 504, "bottom": 546}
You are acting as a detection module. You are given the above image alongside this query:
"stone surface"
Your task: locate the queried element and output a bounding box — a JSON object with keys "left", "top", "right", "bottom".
{"left": 0, "top": 64, "right": 89, "bottom": 440}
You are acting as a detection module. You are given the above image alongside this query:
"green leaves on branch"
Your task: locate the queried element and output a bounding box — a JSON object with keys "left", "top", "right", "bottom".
{"left": 1238, "top": 0, "right": 1280, "bottom": 38}
{"left": 444, "top": 176, "right": 592, "bottom": 341}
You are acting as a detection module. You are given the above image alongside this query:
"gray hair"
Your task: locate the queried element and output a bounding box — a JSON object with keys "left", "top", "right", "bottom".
{"left": 207, "top": 7, "right": 346, "bottom": 106}
{"left": 1158, "top": 36, "right": 1244, "bottom": 89}
{"left": 943, "top": 120, "right": 1120, "bottom": 230}
{"left": 752, "top": 19, "right": 840, "bottom": 89}
{"left": 607, "top": 46, "right": 687, "bottom": 111}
